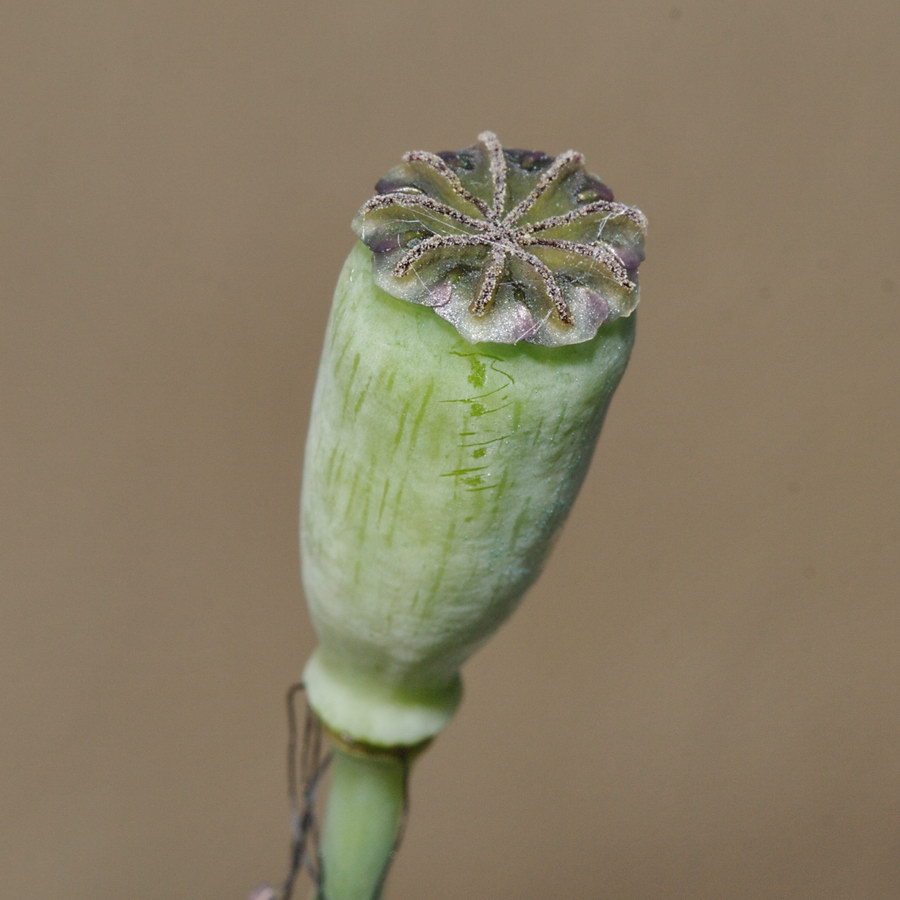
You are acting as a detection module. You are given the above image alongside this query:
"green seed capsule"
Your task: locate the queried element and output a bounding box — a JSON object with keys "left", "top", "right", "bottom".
{"left": 301, "top": 133, "right": 645, "bottom": 748}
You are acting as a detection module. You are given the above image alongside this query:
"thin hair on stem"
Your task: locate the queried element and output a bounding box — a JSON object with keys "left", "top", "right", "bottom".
{"left": 259, "top": 685, "right": 413, "bottom": 900}
{"left": 280, "top": 683, "right": 332, "bottom": 900}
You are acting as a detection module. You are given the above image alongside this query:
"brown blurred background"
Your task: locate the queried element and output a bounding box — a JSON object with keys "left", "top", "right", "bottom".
{"left": 2, "top": 1, "right": 898, "bottom": 897}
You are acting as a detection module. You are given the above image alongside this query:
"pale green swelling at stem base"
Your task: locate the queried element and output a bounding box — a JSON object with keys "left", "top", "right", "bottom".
{"left": 301, "top": 241, "right": 635, "bottom": 749}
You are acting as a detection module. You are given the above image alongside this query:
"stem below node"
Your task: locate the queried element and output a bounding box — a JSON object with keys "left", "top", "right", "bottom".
{"left": 317, "top": 745, "right": 407, "bottom": 900}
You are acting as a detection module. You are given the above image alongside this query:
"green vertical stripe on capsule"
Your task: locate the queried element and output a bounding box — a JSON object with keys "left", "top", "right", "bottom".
{"left": 301, "top": 242, "right": 635, "bottom": 747}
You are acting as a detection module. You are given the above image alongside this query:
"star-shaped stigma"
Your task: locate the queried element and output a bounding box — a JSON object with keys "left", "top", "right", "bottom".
{"left": 352, "top": 131, "right": 647, "bottom": 347}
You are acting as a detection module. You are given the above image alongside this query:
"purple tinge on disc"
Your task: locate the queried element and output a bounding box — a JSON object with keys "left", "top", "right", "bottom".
{"left": 352, "top": 131, "right": 646, "bottom": 347}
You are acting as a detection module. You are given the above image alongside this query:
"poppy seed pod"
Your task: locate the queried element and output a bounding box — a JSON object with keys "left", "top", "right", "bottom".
{"left": 301, "top": 132, "right": 645, "bottom": 749}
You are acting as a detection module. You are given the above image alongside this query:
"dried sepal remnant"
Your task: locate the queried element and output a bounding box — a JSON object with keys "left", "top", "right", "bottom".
{"left": 352, "top": 131, "right": 647, "bottom": 347}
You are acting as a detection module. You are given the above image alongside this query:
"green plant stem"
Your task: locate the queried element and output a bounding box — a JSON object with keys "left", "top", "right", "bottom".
{"left": 317, "top": 745, "right": 406, "bottom": 900}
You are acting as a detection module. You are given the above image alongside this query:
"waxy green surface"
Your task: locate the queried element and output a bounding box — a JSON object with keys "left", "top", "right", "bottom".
{"left": 301, "top": 243, "right": 634, "bottom": 746}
